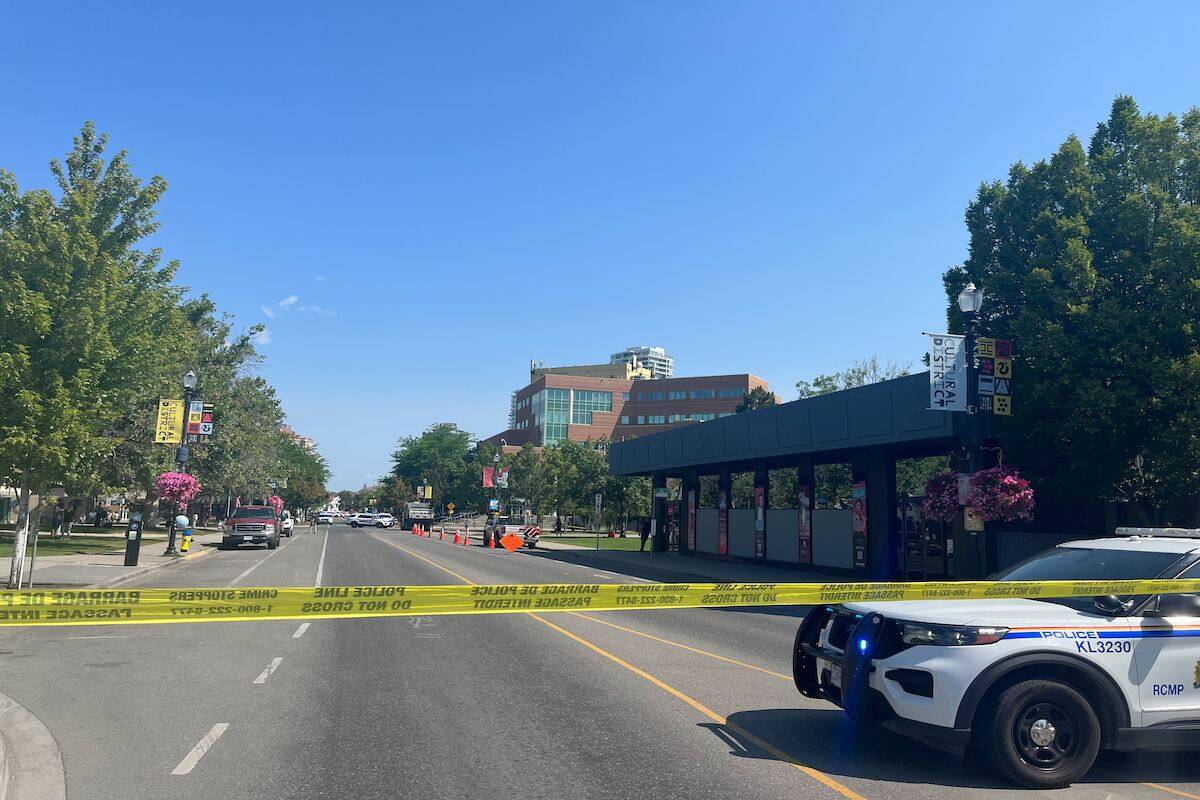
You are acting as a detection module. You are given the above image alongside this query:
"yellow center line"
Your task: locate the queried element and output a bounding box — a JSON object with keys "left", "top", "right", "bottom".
{"left": 564, "top": 611, "right": 792, "bottom": 681}
{"left": 368, "top": 532, "right": 477, "bottom": 585}
{"left": 1139, "top": 783, "right": 1200, "bottom": 800}
{"left": 372, "top": 530, "right": 867, "bottom": 800}
{"left": 530, "top": 613, "right": 866, "bottom": 800}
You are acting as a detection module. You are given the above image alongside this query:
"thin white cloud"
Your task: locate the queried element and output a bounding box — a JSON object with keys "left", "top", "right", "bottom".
{"left": 279, "top": 295, "right": 300, "bottom": 308}
{"left": 261, "top": 305, "right": 277, "bottom": 319}
{"left": 299, "top": 305, "right": 337, "bottom": 317}
{"left": 314, "top": 275, "right": 326, "bottom": 281}
{"left": 251, "top": 328, "right": 271, "bottom": 345}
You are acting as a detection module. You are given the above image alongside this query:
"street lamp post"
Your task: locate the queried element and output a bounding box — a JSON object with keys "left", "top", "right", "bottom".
{"left": 957, "top": 282, "right": 985, "bottom": 576}
{"left": 165, "top": 370, "right": 198, "bottom": 556}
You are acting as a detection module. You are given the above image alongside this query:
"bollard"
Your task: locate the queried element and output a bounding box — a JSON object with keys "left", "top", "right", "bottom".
{"left": 181, "top": 528, "right": 192, "bottom": 552}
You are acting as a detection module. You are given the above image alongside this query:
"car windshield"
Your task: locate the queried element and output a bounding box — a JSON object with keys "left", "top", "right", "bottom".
{"left": 993, "top": 546, "right": 1185, "bottom": 611}
{"left": 232, "top": 508, "right": 274, "bottom": 519}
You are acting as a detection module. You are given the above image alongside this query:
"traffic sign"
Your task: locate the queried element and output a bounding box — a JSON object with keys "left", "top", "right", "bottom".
{"left": 447, "top": 503, "right": 455, "bottom": 513}
{"left": 499, "top": 532, "right": 522, "bottom": 552}
{"left": 154, "top": 399, "right": 184, "bottom": 444}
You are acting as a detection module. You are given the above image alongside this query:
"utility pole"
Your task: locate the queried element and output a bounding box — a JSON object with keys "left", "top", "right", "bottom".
{"left": 957, "top": 283, "right": 984, "bottom": 577}
{"left": 165, "top": 370, "right": 198, "bottom": 556}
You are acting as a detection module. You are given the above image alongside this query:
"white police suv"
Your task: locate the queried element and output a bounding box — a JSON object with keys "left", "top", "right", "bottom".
{"left": 793, "top": 528, "right": 1200, "bottom": 788}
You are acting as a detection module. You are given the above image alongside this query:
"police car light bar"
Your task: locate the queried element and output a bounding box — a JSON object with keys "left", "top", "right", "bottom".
{"left": 1116, "top": 527, "right": 1200, "bottom": 539}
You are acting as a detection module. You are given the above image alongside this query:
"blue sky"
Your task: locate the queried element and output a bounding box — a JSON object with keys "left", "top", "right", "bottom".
{"left": 3, "top": 2, "right": 1199, "bottom": 489}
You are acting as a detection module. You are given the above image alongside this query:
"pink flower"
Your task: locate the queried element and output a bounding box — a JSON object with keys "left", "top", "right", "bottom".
{"left": 155, "top": 472, "right": 201, "bottom": 509}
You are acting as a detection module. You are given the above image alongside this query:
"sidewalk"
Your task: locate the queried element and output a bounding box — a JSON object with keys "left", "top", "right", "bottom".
{"left": 18, "top": 530, "right": 224, "bottom": 588}
{"left": 461, "top": 531, "right": 847, "bottom": 584}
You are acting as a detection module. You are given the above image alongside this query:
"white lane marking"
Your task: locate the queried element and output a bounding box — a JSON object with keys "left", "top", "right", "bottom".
{"left": 65, "top": 634, "right": 139, "bottom": 640}
{"left": 230, "top": 541, "right": 287, "bottom": 586}
{"left": 171, "top": 723, "right": 229, "bottom": 775}
{"left": 315, "top": 529, "right": 329, "bottom": 587}
{"left": 292, "top": 622, "right": 310, "bottom": 639}
{"left": 253, "top": 657, "right": 283, "bottom": 685}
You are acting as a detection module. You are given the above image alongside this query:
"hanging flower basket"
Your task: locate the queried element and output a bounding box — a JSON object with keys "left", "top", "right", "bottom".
{"left": 155, "top": 472, "right": 200, "bottom": 510}
{"left": 921, "top": 471, "right": 961, "bottom": 522}
{"left": 267, "top": 495, "right": 285, "bottom": 515}
{"left": 967, "top": 466, "right": 1035, "bottom": 522}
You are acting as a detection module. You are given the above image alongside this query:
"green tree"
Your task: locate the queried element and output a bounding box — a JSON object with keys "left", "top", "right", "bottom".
{"left": 735, "top": 386, "right": 776, "bottom": 413}
{"left": 795, "top": 355, "right": 912, "bottom": 398}
{"left": 942, "top": 96, "right": 1200, "bottom": 522}
{"left": 0, "top": 123, "right": 182, "bottom": 585}
{"left": 389, "top": 423, "right": 473, "bottom": 510}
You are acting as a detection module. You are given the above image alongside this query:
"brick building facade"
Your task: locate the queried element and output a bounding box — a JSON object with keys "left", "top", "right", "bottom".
{"left": 484, "top": 373, "right": 771, "bottom": 451}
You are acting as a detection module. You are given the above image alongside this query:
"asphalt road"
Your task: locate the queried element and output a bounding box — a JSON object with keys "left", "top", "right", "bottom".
{"left": 2, "top": 524, "right": 1200, "bottom": 799}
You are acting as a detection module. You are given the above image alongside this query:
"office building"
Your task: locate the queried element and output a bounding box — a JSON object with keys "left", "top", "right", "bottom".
{"left": 610, "top": 345, "right": 674, "bottom": 379}
{"left": 485, "top": 371, "right": 770, "bottom": 451}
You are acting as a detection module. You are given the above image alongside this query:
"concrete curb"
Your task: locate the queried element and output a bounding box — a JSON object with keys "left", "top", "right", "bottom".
{"left": 0, "top": 693, "right": 65, "bottom": 800}
{"left": 89, "top": 544, "right": 215, "bottom": 588}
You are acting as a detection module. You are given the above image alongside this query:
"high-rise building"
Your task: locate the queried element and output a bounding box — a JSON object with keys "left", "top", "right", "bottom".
{"left": 610, "top": 345, "right": 674, "bottom": 379}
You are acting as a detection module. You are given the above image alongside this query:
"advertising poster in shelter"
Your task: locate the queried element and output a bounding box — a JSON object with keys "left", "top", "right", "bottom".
{"left": 797, "top": 484, "right": 812, "bottom": 564}
{"left": 851, "top": 481, "right": 868, "bottom": 569}
{"left": 754, "top": 485, "right": 765, "bottom": 558}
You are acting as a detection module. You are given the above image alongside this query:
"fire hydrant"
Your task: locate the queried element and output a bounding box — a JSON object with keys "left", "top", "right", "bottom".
{"left": 177, "top": 514, "right": 192, "bottom": 553}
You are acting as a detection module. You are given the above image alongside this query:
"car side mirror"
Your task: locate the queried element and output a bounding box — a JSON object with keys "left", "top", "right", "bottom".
{"left": 1093, "top": 595, "right": 1133, "bottom": 614}
{"left": 1154, "top": 593, "right": 1200, "bottom": 617}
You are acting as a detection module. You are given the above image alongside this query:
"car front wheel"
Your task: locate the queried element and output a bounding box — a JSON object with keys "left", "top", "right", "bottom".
{"left": 981, "top": 679, "right": 1101, "bottom": 789}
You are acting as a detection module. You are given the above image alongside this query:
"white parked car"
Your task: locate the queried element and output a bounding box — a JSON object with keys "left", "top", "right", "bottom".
{"left": 349, "top": 512, "right": 394, "bottom": 528}
{"left": 280, "top": 510, "right": 294, "bottom": 536}
{"left": 793, "top": 528, "right": 1200, "bottom": 788}
{"left": 316, "top": 511, "right": 336, "bottom": 525}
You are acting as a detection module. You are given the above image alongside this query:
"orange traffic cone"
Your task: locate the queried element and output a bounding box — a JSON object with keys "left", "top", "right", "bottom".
{"left": 452, "top": 532, "right": 460, "bottom": 544}
{"left": 439, "top": 530, "right": 445, "bottom": 541}
{"left": 487, "top": 532, "right": 494, "bottom": 548}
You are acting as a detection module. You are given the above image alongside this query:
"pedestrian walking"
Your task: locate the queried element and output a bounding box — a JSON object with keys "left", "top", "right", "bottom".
{"left": 51, "top": 505, "right": 65, "bottom": 539}
{"left": 639, "top": 516, "right": 651, "bottom": 552}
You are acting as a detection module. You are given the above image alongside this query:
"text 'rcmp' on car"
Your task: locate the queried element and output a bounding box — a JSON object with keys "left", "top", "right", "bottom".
{"left": 793, "top": 528, "right": 1200, "bottom": 788}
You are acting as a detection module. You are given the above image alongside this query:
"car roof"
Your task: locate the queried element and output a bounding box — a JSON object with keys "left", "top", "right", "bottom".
{"left": 1059, "top": 536, "right": 1200, "bottom": 554}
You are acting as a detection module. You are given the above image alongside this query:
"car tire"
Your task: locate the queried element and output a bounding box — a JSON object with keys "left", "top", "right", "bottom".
{"left": 351, "top": 522, "right": 359, "bottom": 528}
{"left": 376, "top": 522, "right": 385, "bottom": 528}
{"left": 980, "top": 679, "right": 1101, "bottom": 789}
{"left": 267, "top": 537, "right": 278, "bottom": 550}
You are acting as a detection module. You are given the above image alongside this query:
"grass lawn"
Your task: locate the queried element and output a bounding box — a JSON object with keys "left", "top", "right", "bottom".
{"left": 540, "top": 534, "right": 647, "bottom": 551}
{"left": 0, "top": 534, "right": 127, "bottom": 558}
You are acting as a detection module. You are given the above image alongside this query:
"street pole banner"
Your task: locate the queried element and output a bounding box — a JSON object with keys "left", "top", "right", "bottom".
{"left": 495, "top": 468, "right": 509, "bottom": 489}
{"left": 928, "top": 334, "right": 966, "bottom": 411}
{"left": 154, "top": 399, "right": 185, "bottom": 444}
{"left": 482, "top": 467, "right": 495, "bottom": 488}
{"left": 4, "top": 578, "right": 1200, "bottom": 626}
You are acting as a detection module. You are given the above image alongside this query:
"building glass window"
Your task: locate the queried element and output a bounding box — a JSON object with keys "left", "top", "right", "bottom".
{"left": 718, "top": 388, "right": 742, "bottom": 398}
{"left": 668, "top": 390, "right": 686, "bottom": 400}
{"left": 637, "top": 391, "right": 664, "bottom": 401}
{"left": 571, "top": 390, "right": 612, "bottom": 424}
{"left": 542, "top": 388, "right": 570, "bottom": 445}
{"left": 689, "top": 389, "right": 715, "bottom": 400}
{"left": 620, "top": 416, "right": 630, "bottom": 424}
{"left": 636, "top": 416, "right": 645, "bottom": 425}
{"left": 687, "top": 412, "right": 716, "bottom": 422}
{"left": 647, "top": 415, "right": 665, "bottom": 424}
{"left": 622, "top": 392, "right": 630, "bottom": 401}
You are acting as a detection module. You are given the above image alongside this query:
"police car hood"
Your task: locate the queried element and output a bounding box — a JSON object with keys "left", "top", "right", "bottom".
{"left": 842, "top": 598, "right": 1096, "bottom": 627}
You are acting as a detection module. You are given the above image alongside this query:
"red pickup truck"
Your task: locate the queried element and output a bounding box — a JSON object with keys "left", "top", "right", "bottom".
{"left": 221, "top": 506, "right": 281, "bottom": 549}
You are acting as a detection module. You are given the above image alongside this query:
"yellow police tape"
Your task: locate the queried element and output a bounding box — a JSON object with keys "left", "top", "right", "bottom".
{"left": 1, "top": 578, "right": 1199, "bottom": 627}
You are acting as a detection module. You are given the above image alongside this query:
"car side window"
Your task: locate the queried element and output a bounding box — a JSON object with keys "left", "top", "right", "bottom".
{"left": 1147, "top": 559, "right": 1200, "bottom": 617}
